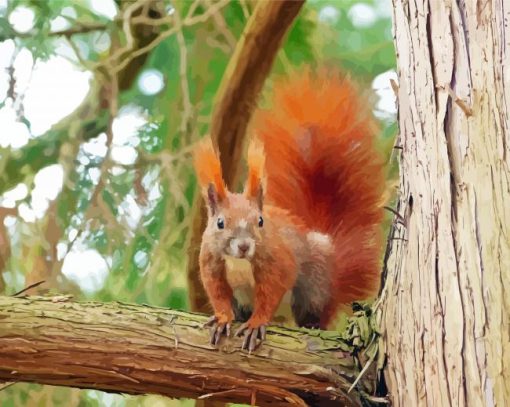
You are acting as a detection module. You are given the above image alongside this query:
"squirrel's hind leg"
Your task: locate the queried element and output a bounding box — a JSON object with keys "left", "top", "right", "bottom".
{"left": 291, "top": 231, "right": 334, "bottom": 329}
{"left": 291, "top": 284, "right": 322, "bottom": 329}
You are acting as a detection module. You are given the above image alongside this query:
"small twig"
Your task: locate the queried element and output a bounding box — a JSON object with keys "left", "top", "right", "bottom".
{"left": 105, "top": 0, "right": 146, "bottom": 70}
{"left": 51, "top": 23, "right": 108, "bottom": 37}
{"left": 363, "top": 394, "right": 390, "bottom": 404}
{"left": 165, "top": 314, "right": 179, "bottom": 349}
{"left": 206, "top": 35, "right": 231, "bottom": 54}
{"left": 437, "top": 84, "right": 473, "bottom": 117}
{"left": 173, "top": 326, "right": 179, "bottom": 349}
{"left": 0, "top": 382, "right": 15, "bottom": 391}
{"left": 111, "top": 24, "right": 179, "bottom": 74}
{"left": 12, "top": 280, "right": 46, "bottom": 297}
{"left": 65, "top": 37, "right": 97, "bottom": 71}
{"left": 7, "top": 49, "right": 33, "bottom": 121}
{"left": 395, "top": 218, "right": 406, "bottom": 227}
{"left": 51, "top": 294, "right": 73, "bottom": 303}
{"left": 121, "top": 0, "right": 145, "bottom": 56}
{"left": 390, "top": 78, "right": 399, "bottom": 98}
{"left": 6, "top": 50, "right": 17, "bottom": 101}
{"left": 173, "top": 6, "right": 193, "bottom": 137}
{"left": 348, "top": 358, "right": 373, "bottom": 393}
{"left": 383, "top": 206, "right": 404, "bottom": 223}
{"left": 184, "top": 0, "right": 202, "bottom": 21}
{"left": 131, "top": 14, "right": 174, "bottom": 26}
{"left": 185, "top": 0, "right": 232, "bottom": 25}
{"left": 198, "top": 388, "right": 248, "bottom": 399}
{"left": 7, "top": 22, "right": 109, "bottom": 40}
{"left": 203, "top": 0, "right": 237, "bottom": 51}
{"left": 239, "top": 0, "right": 251, "bottom": 20}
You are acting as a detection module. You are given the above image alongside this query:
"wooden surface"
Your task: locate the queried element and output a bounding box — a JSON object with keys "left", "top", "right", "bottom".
{"left": 0, "top": 295, "right": 363, "bottom": 406}
{"left": 379, "top": 1, "right": 510, "bottom": 406}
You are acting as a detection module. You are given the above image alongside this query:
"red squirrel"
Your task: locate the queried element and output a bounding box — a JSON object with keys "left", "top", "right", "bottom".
{"left": 193, "top": 68, "right": 386, "bottom": 351}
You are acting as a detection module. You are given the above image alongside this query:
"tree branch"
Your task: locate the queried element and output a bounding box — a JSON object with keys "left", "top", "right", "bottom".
{"left": 0, "top": 21, "right": 106, "bottom": 41}
{"left": 0, "top": 296, "right": 364, "bottom": 406}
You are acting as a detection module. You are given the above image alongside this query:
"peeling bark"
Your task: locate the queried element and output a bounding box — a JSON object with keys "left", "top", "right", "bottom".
{"left": 380, "top": 1, "right": 510, "bottom": 406}
{"left": 0, "top": 296, "right": 365, "bottom": 406}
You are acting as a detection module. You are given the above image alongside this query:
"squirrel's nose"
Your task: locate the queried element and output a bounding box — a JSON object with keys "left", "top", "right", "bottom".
{"left": 238, "top": 242, "right": 250, "bottom": 254}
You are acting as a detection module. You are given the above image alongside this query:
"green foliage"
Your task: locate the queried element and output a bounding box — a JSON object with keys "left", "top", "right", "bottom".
{"left": 0, "top": 0, "right": 396, "bottom": 405}
{"left": 309, "top": 0, "right": 395, "bottom": 78}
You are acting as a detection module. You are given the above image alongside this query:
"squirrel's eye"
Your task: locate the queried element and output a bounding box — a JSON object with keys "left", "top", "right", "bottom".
{"left": 258, "top": 216, "right": 264, "bottom": 227}
{"left": 217, "top": 218, "right": 224, "bottom": 229}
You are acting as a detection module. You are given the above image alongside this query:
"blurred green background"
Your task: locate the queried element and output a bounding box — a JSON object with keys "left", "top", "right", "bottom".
{"left": 0, "top": 0, "right": 396, "bottom": 405}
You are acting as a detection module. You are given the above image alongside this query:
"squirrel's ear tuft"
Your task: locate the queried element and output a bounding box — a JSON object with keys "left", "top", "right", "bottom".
{"left": 193, "top": 138, "right": 227, "bottom": 211}
{"left": 207, "top": 183, "right": 220, "bottom": 215}
{"left": 245, "top": 139, "right": 265, "bottom": 210}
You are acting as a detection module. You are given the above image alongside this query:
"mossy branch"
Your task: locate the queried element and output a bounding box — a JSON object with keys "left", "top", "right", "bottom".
{"left": 0, "top": 296, "right": 387, "bottom": 406}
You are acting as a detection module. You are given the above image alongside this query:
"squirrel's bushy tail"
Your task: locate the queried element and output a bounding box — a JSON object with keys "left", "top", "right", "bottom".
{"left": 252, "top": 68, "right": 386, "bottom": 326}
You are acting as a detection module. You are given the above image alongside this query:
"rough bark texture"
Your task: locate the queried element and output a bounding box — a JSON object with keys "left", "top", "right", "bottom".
{"left": 187, "top": 0, "right": 305, "bottom": 312}
{"left": 0, "top": 296, "right": 365, "bottom": 406}
{"left": 380, "top": 1, "right": 510, "bottom": 406}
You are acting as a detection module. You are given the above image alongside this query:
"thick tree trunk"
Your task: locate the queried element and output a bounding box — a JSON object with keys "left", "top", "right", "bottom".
{"left": 0, "top": 296, "right": 367, "bottom": 406}
{"left": 186, "top": 0, "right": 305, "bottom": 312}
{"left": 380, "top": 1, "right": 510, "bottom": 406}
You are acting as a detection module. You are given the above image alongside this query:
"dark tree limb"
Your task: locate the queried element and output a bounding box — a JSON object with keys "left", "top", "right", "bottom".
{"left": 1, "top": 22, "right": 109, "bottom": 41}
{"left": 186, "top": 0, "right": 305, "bottom": 312}
{"left": 0, "top": 296, "right": 365, "bottom": 406}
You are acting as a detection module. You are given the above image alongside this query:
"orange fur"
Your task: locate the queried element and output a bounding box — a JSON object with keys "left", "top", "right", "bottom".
{"left": 193, "top": 138, "right": 226, "bottom": 201}
{"left": 199, "top": 251, "right": 234, "bottom": 323}
{"left": 244, "top": 139, "right": 266, "bottom": 200}
{"left": 252, "top": 68, "right": 386, "bottom": 326}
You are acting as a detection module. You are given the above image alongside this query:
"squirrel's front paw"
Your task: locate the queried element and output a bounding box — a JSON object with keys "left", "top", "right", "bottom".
{"left": 235, "top": 321, "right": 267, "bottom": 352}
{"left": 204, "top": 315, "right": 232, "bottom": 346}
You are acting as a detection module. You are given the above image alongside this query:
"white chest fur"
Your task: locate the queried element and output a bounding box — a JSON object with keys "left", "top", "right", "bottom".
{"left": 224, "top": 255, "right": 255, "bottom": 306}
{"left": 223, "top": 255, "right": 294, "bottom": 325}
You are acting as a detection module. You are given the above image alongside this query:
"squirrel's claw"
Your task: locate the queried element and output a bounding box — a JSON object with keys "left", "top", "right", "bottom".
{"left": 203, "top": 315, "right": 217, "bottom": 328}
{"left": 235, "top": 322, "right": 267, "bottom": 352}
{"left": 210, "top": 322, "right": 231, "bottom": 345}
{"left": 204, "top": 316, "right": 231, "bottom": 345}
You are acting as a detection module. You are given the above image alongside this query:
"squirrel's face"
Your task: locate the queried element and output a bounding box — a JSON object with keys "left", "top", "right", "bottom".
{"left": 204, "top": 184, "right": 264, "bottom": 261}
